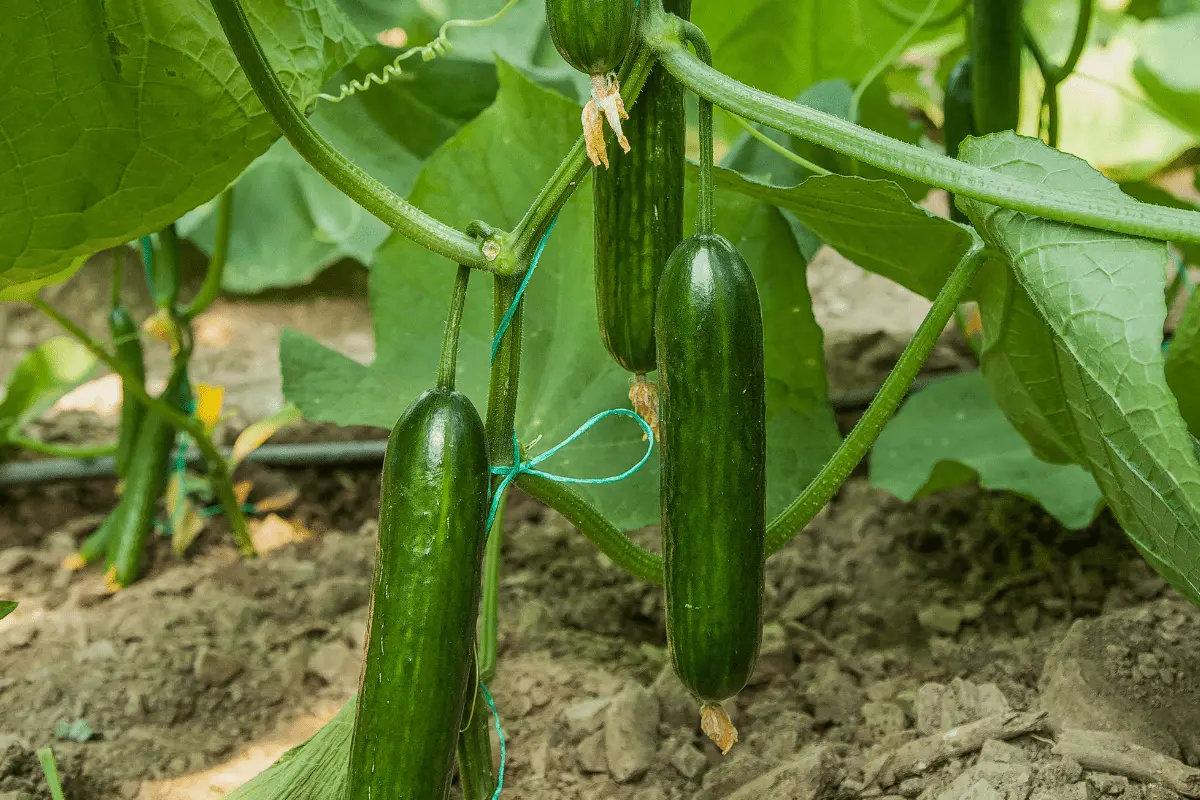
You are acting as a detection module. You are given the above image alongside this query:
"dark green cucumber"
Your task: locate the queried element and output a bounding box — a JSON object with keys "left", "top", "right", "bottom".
{"left": 346, "top": 388, "right": 490, "bottom": 800}
{"left": 593, "top": 0, "right": 690, "bottom": 375}
{"left": 107, "top": 367, "right": 186, "bottom": 587}
{"left": 545, "top": 0, "right": 636, "bottom": 76}
{"left": 109, "top": 306, "right": 146, "bottom": 478}
{"left": 970, "top": 0, "right": 1023, "bottom": 134}
{"left": 943, "top": 56, "right": 976, "bottom": 224}
{"left": 74, "top": 510, "right": 120, "bottom": 568}
{"left": 656, "top": 234, "right": 766, "bottom": 717}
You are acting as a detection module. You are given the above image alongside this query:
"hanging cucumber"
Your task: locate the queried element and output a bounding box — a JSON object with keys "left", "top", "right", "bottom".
{"left": 109, "top": 306, "right": 146, "bottom": 478}
{"left": 545, "top": 0, "right": 638, "bottom": 166}
{"left": 347, "top": 267, "right": 490, "bottom": 800}
{"left": 656, "top": 233, "right": 767, "bottom": 754}
{"left": 594, "top": 0, "right": 690, "bottom": 427}
{"left": 943, "top": 56, "right": 976, "bottom": 224}
{"left": 970, "top": 0, "right": 1023, "bottom": 134}
{"left": 106, "top": 367, "right": 188, "bottom": 589}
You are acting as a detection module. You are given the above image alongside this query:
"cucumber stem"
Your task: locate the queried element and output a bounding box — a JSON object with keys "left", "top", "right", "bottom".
{"left": 1023, "top": 0, "right": 1092, "bottom": 149}
{"left": 111, "top": 246, "right": 123, "bottom": 309}
{"left": 765, "top": 239, "right": 988, "bottom": 554}
{"left": 478, "top": 502, "right": 504, "bottom": 683}
{"left": 184, "top": 190, "right": 233, "bottom": 320}
{"left": 457, "top": 661, "right": 498, "bottom": 800}
{"left": 151, "top": 224, "right": 183, "bottom": 311}
{"left": 515, "top": 473, "right": 663, "bottom": 584}
{"left": 679, "top": 21, "right": 714, "bottom": 236}
{"left": 438, "top": 266, "right": 473, "bottom": 391}
{"left": 7, "top": 437, "right": 117, "bottom": 460}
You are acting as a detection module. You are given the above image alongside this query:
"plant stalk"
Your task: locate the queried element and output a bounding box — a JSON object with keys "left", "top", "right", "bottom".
{"left": 207, "top": 0, "right": 491, "bottom": 271}
{"left": 30, "top": 298, "right": 256, "bottom": 559}
{"left": 7, "top": 437, "right": 118, "bottom": 460}
{"left": 679, "top": 21, "right": 714, "bottom": 236}
{"left": 438, "top": 266, "right": 472, "bottom": 391}
{"left": 646, "top": 17, "right": 1200, "bottom": 244}
{"left": 765, "top": 240, "right": 988, "bottom": 553}
{"left": 184, "top": 190, "right": 234, "bottom": 320}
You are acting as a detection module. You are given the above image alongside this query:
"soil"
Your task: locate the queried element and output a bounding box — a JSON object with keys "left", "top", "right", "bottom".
{"left": 3, "top": 254, "right": 1200, "bottom": 800}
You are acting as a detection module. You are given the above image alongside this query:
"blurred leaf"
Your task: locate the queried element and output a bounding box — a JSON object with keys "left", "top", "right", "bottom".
{"left": 960, "top": 132, "right": 1200, "bottom": 604}
{"left": 0, "top": 0, "right": 365, "bottom": 298}
{"left": 231, "top": 405, "right": 304, "bottom": 470}
{"left": 708, "top": 168, "right": 975, "bottom": 300}
{"left": 1119, "top": 181, "right": 1200, "bottom": 265}
{"left": 227, "top": 698, "right": 354, "bottom": 800}
{"left": 0, "top": 601, "right": 15, "bottom": 622}
{"left": 1133, "top": 12, "right": 1200, "bottom": 136}
{"left": 53, "top": 719, "right": 95, "bottom": 743}
{"left": 0, "top": 337, "right": 97, "bottom": 443}
{"left": 182, "top": 54, "right": 500, "bottom": 292}
{"left": 281, "top": 62, "right": 838, "bottom": 531}
{"left": 1167, "top": 291, "right": 1200, "bottom": 436}
{"left": 871, "top": 372, "right": 1104, "bottom": 528}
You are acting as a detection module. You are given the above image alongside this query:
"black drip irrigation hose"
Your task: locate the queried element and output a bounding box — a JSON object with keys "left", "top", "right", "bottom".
{"left": 0, "top": 375, "right": 953, "bottom": 487}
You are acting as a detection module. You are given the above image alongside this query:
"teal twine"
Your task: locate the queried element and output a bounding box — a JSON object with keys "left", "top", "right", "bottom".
{"left": 140, "top": 236, "right": 155, "bottom": 292}
{"left": 490, "top": 215, "right": 559, "bottom": 363}
{"left": 484, "top": 408, "right": 654, "bottom": 535}
{"left": 480, "top": 681, "right": 506, "bottom": 800}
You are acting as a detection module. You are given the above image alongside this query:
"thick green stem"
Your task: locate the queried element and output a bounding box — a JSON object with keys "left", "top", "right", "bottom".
{"left": 438, "top": 266, "right": 472, "bottom": 391}
{"left": 765, "top": 241, "right": 988, "bottom": 553}
{"left": 457, "top": 661, "right": 498, "bottom": 800}
{"left": 8, "top": 437, "right": 118, "bottom": 460}
{"left": 679, "top": 21, "right": 714, "bottom": 235}
{"left": 208, "top": 0, "right": 491, "bottom": 271}
{"left": 30, "top": 298, "right": 256, "bottom": 559}
{"left": 504, "top": 25, "right": 659, "bottom": 272}
{"left": 184, "top": 190, "right": 233, "bottom": 320}
{"left": 516, "top": 474, "right": 662, "bottom": 584}
{"left": 478, "top": 503, "right": 503, "bottom": 683}
{"left": 646, "top": 21, "right": 1200, "bottom": 244}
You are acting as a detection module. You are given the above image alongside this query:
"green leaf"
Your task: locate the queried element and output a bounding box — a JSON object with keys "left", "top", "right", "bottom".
{"left": 692, "top": 0, "right": 961, "bottom": 111}
{"left": 709, "top": 168, "right": 975, "bottom": 301}
{"left": 1167, "top": 291, "right": 1200, "bottom": 436}
{"left": 227, "top": 698, "right": 354, "bottom": 800}
{"left": 0, "top": 601, "right": 16, "bottom": 622}
{"left": 0, "top": 0, "right": 366, "bottom": 299}
{"left": 281, "top": 61, "right": 838, "bottom": 531}
{"left": 1134, "top": 13, "right": 1200, "bottom": 136}
{"left": 181, "top": 53, "right": 499, "bottom": 292}
{"left": 871, "top": 372, "right": 1104, "bottom": 529}
{"left": 0, "top": 338, "right": 98, "bottom": 444}
{"left": 959, "top": 132, "right": 1200, "bottom": 603}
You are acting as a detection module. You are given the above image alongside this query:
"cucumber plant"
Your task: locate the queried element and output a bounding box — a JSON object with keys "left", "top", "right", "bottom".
{"left": 6, "top": 0, "right": 1200, "bottom": 796}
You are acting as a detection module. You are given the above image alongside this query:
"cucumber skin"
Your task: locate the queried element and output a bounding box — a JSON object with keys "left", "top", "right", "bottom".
{"left": 545, "top": 0, "right": 636, "bottom": 75}
{"left": 656, "top": 234, "right": 767, "bottom": 704}
{"left": 108, "top": 367, "right": 186, "bottom": 585}
{"left": 109, "top": 307, "right": 146, "bottom": 478}
{"left": 346, "top": 388, "right": 490, "bottom": 800}
{"left": 593, "top": 0, "right": 691, "bottom": 374}
{"left": 970, "top": 0, "right": 1023, "bottom": 135}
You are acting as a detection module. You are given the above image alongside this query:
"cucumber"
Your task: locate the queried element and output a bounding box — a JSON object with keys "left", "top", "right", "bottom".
{"left": 109, "top": 306, "right": 146, "bottom": 478}
{"left": 656, "top": 233, "right": 766, "bottom": 752}
{"left": 593, "top": 0, "right": 690, "bottom": 376}
{"left": 545, "top": 0, "right": 636, "bottom": 76}
{"left": 970, "top": 0, "right": 1023, "bottom": 134}
{"left": 346, "top": 388, "right": 490, "bottom": 800}
{"left": 107, "top": 367, "right": 186, "bottom": 587}
{"left": 943, "top": 56, "right": 976, "bottom": 224}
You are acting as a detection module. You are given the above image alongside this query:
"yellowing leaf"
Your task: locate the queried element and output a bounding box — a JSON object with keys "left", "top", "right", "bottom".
{"left": 231, "top": 404, "right": 303, "bottom": 470}
{"left": 194, "top": 384, "right": 225, "bottom": 433}
{"left": 234, "top": 480, "right": 255, "bottom": 507}
{"left": 253, "top": 488, "right": 301, "bottom": 514}
{"left": 250, "top": 514, "right": 310, "bottom": 554}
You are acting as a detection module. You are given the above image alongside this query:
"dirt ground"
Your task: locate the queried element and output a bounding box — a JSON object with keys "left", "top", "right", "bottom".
{"left": 3, "top": 252, "right": 1200, "bottom": 800}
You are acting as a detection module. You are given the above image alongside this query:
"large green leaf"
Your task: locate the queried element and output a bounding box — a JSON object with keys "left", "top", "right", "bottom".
{"left": 280, "top": 61, "right": 838, "bottom": 531}
{"left": 0, "top": 337, "right": 97, "bottom": 444}
{"left": 182, "top": 52, "right": 500, "bottom": 292}
{"left": 692, "top": 0, "right": 961, "bottom": 110}
{"left": 227, "top": 698, "right": 353, "bottom": 800}
{"left": 871, "top": 372, "right": 1104, "bottom": 529}
{"left": 0, "top": 0, "right": 365, "bottom": 298}
{"left": 710, "top": 169, "right": 975, "bottom": 301}
{"left": 959, "top": 132, "right": 1200, "bottom": 603}
{"left": 1167, "top": 291, "right": 1200, "bottom": 436}
{"left": 1134, "top": 13, "right": 1200, "bottom": 136}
